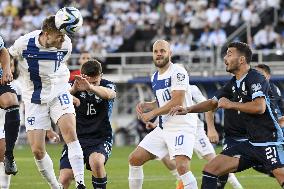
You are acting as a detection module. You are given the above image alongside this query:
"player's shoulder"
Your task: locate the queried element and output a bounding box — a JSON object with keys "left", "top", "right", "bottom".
{"left": 171, "top": 63, "right": 187, "bottom": 73}
{"left": 101, "top": 79, "right": 116, "bottom": 89}
{"left": 189, "top": 84, "right": 199, "bottom": 91}
{"left": 247, "top": 68, "right": 265, "bottom": 80}
{"left": 15, "top": 30, "right": 41, "bottom": 44}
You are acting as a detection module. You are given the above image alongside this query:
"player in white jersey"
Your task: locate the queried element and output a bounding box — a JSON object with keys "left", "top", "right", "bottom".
{"left": 158, "top": 85, "right": 243, "bottom": 189}
{"left": 128, "top": 40, "right": 198, "bottom": 189}
{"left": 0, "top": 35, "right": 20, "bottom": 176}
{"left": 9, "top": 16, "right": 86, "bottom": 189}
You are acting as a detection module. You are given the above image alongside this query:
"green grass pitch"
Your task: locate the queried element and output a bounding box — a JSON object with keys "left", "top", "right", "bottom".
{"left": 10, "top": 144, "right": 279, "bottom": 188}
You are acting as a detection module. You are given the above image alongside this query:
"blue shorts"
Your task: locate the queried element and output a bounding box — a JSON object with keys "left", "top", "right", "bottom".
{"left": 221, "top": 141, "right": 284, "bottom": 172}
{"left": 60, "top": 139, "right": 112, "bottom": 171}
{"left": 0, "top": 84, "right": 16, "bottom": 96}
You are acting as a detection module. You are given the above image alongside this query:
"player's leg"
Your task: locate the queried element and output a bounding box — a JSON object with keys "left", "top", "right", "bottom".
{"left": 129, "top": 127, "right": 168, "bottom": 189}
{"left": 27, "top": 130, "right": 61, "bottom": 189}
{"left": 87, "top": 140, "right": 112, "bottom": 189}
{"left": 0, "top": 90, "right": 20, "bottom": 175}
{"left": 59, "top": 145, "right": 75, "bottom": 189}
{"left": 25, "top": 102, "right": 61, "bottom": 189}
{"left": 166, "top": 130, "right": 197, "bottom": 189}
{"left": 0, "top": 138, "right": 11, "bottom": 189}
{"left": 201, "top": 141, "right": 254, "bottom": 189}
{"left": 216, "top": 137, "right": 244, "bottom": 189}
{"left": 51, "top": 92, "right": 85, "bottom": 188}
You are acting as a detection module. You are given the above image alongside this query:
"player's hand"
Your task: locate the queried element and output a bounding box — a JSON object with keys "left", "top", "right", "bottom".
{"left": 140, "top": 111, "right": 155, "bottom": 123}
{"left": 145, "top": 122, "right": 157, "bottom": 130}
{"left": 136, "top": 102, "right": 145, "bottom": 119}
{"left": 46, "top": 130, "right": 60, "bottom": 143}
{"left": 74, "top": 75, "right": 91, "bottom": 91}
{"left": 73, "top": 96, "right": 80, "bottom": 107}
{"left": 218, "top": 97, "right": 233, "bottom": 109}
{"left": 1, "top": 68, "right": 13, "bottom": 85}
{"left": 169, "top": 106, "right": 188, "bottom": 115}
{"left": 207, "top": 128, "right": 219, "bottom": 144}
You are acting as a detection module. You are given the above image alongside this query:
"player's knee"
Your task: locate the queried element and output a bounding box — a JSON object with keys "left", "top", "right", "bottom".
{"left": 128, "top": 152, "right": 142, "bottom": 166}
{"left": 31, "top": 148, "right": 46, "bottom": 160}
{"left": 59, "top": 174, "right": 73, "bottom": 188}
{"left": 90, "top": 158, "right": 105, "bottom": 173}
{"left": 0, "top": 93, "right": 18, "bottom": 108}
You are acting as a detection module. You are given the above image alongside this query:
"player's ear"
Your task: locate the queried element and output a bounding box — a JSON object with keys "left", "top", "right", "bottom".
{"left": 239, "top": 56, "right": 245, "bottom": 64}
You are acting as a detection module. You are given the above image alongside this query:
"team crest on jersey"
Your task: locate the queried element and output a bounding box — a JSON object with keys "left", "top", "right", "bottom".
{"left": 165, "top": 78, "right": 170, "bottom": 87}
{"left": 251, "top": 83, "right": 262, "bottom": 92}
{"left": 177, "top": 73, "right": 185, "bottom": 81}
{"left": 80, "top": 92, "right": 86, "bottom": 98}
{"left": 57, "top": 51, "right": 65, "bottom": 62}
{"left": 27, "top": 117, "right": 35, "bottom": 125}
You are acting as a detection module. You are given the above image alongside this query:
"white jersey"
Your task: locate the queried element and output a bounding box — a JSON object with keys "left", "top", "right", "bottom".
{"left": 190, "top": 85, "right": 207, "bottom": 128}
{"left": 0, "top": 35, "right": 4, "bottom": 50}
{"left": 151, "top": 63, "right": 197, "bottom": 132}
{"left": 9, "top": 30, "right": 72, "bottom": 104}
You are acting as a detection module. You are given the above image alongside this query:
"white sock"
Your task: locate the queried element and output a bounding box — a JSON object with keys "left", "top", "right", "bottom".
{"left": 35, "top": 153, "right": 60, "bottom": 189}
{"left": 128, "top": 165, "right": 143, "bottom": 189}
{"left": 179, "top": 171, "right": 198, "bottom": 189}
{"left": 170, "top": 169, "right": 181, "bottom": 180}
{"left": 67, "top": 140, "right": 85, "bottom": 186}
{"left": 0, "top": 162, "right": 11, "bottom": 189}
{"left": 228, "top": 173, "right": 243, "bottom": 189}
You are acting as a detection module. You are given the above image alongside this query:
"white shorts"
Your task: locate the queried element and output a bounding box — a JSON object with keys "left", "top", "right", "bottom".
{"left": 25, "top": 92, "right": 75, "bottom": 131}
{"left": 0, "top": 109, "right": 5, "bottom": 139}
{"left": 193, "top": 126, "right": 215, "bottom": 159}
{"left": 139, "top": 127, "right": 195, "bottom": 160}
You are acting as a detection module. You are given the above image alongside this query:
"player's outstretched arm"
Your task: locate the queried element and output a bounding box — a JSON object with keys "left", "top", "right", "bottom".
{"left": 88, "top": 85, "right": 116, "bottom": 100}
{"left": 218, "top": 96, "right": 266, "bottom": 114}
{"left": 140, "top": 90, "right": 184, "bottom": 122}
{"left": 0, "top": 48, "right": 13, "bottom": 84}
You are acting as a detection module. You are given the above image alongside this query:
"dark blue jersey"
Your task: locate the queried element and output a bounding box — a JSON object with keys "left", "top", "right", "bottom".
{"left": 215, "top": 69, "right": 283, "bottom": 145}
{"left": 74, "top": 79, "right": 115, "bottom": 143}
{"left": 269, "top": 82, "right": 284, "bottom": 117}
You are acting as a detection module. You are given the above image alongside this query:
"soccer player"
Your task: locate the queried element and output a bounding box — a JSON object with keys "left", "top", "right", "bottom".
{"left": 170, "top": 42, "right": 284, "bottom": 189}
{"left": 0, "top": 35, "right": 20, "bottom": 176}
{"left": 9, "top": 16, "right": 86, "bottom": 189}
{"left": 128, "top": 40, "right": 198, "bottom": 189}
{"left": 59, "top": 59, "right": 116, "bottom": 189}
{"left": 255, "top": 64, "right": 284, "bottom": 118}
{"left": 148, "top": 84, "right": 243, "bottom": 189}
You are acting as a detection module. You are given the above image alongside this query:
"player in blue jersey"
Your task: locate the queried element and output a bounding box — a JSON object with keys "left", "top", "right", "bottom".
{"left": 59, "top": 59, "right": 116, "bottom": 189}
{"left": 9, "top": 16, "right": 86, "bottom": 189}
{"left": 0, "top": 35, "right": 20, "bottom": 176}
{"left": 170, "top": 42, "right": 284, "bottom": 189}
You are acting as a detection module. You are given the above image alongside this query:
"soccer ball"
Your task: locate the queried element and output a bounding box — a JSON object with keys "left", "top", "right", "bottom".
{"left": 55, "top": 7, "right": 83, "bottom": 35}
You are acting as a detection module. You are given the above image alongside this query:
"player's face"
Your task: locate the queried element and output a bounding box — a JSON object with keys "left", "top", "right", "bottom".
{"left": 153, "top": 42, "right": 171, "bottom": 68}
{"left": 224, "top": 47, "right": 241, "bottom": 73}
{"left": 79, "top": 53, "right": 91, "bottom": 65}
{"left": 87, "top": 74, "right": 102, "bottom": 86}
{"left": 45, "top": 31, "right": 65, "bottom": 49}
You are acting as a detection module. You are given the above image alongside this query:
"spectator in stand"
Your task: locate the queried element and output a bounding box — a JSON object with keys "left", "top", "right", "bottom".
{"left": 199, "top": 25, "right": 211, "bottom": 49}
{"left": 220, "top": 5, "right": 231, "bottom": 27}
{"left": 69, "top": 51, "right": 92, "bottom": 82}
{"left": 190, "top": 4, "right": 207, "bottom": 30}
{"left": 206, "top": 2, "right": 220, "bottom": 28}
{"left": 208, "top": 22, "right": 227, "bottom": 47}
{"left": 253, "top": 24, "right": 280, "bottom": 49}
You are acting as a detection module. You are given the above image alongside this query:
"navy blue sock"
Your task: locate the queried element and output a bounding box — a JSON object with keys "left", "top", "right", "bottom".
{"left": 217, "top": 174, "right": 229, "bottom": 189}
{"left": 4, "top": 105, "right": 20, "bottom": 159}
{"left": 201, "top": 171, "right": 218, "bottom": 189}
{"left": 92, "top": 176, "right": 107, "bottom": 189}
